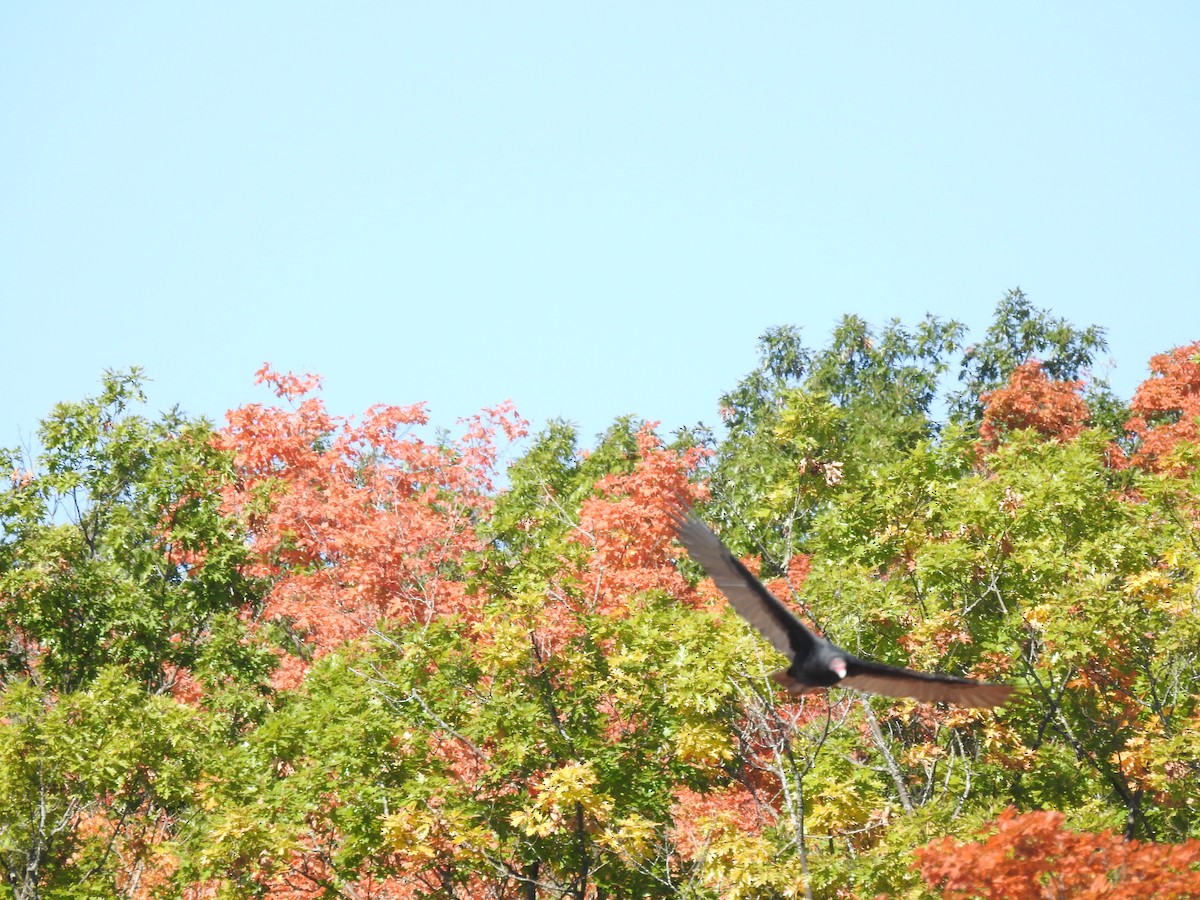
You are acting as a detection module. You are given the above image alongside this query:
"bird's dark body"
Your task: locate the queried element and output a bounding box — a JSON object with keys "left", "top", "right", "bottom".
{"left": 790, "top": 645, "right": 846, "bottom": 689}
{"left": 669, "top": 509, "right": 1014, "bottom": 709}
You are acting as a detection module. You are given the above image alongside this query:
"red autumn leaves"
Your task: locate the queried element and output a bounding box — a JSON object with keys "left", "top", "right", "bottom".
{"left": 916, "top": 808, "right": 1200, "bottom": 899}
{"left": 218, "top": 365, "right": 528, "bottom": 686}
{"left": 979, "top": 343, "right": 1200, "bottom": 472}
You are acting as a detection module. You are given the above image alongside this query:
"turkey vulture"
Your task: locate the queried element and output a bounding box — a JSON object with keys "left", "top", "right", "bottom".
{"left": 670, "top": 509, "right": 1014, "bottom": 709}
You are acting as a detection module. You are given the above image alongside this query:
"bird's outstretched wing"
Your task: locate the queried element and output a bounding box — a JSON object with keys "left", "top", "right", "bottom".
{"left": 670, "top": 507, "right": 1014, "bottom": 709}
{"left": 841, "top": 657, "right": 1014, "bottom": 708}
{"left": 669, "top": 510, "right": 819, "bottom": 663}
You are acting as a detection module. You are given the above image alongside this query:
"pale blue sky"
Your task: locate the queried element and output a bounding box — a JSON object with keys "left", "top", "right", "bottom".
{"left": 3, "top": 4, "right": 1198, "bottom": 450}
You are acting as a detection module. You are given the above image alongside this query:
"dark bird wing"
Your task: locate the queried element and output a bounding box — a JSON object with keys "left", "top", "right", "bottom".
{"left": 841, "top": 657, "right": 1014, "bottom": 709}
{"left": 670, "top": 507, "right": 1014, "bottom": 709}
{"left": 670, "top": 510, "right": 819, "bottom": 663}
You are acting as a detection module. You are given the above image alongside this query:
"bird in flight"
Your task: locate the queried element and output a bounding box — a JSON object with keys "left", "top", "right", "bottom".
{"left": 670, "top": 509, "right": 1014, "bottom": 709}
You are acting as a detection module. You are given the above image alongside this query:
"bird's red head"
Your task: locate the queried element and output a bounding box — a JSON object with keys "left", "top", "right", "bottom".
{"left": 830, "top": 657, "right": 847, "bottom": 680}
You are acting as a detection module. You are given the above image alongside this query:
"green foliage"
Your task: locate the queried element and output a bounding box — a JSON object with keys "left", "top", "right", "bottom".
{"left": 951, "top": 287, "right": 1110, "bottom": 422}
{"left": 0, "top": 368, "right": 262, "bottom": 693}
{"left": 176, "top": 594, "right": 753, "bottom": 896}
{"left": 704, "top": 314, "right": 963, "bottom": 574}
{"left": 805, "top": 314, "right": 965, "bottom": 453}
{"left": 794, "top": 426, "right": 1200, "bottom": 877}
{"left": 0, "top": 668, "right": 204, "bottom": 897}
{"left": 485, "top": 416, "right": 650, "bottom": 555}
{"left": 0, "top": 371, "right": 273, "bottom": 897}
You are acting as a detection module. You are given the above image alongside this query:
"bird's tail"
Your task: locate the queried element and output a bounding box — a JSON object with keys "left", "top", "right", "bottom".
{"left": 770, "top": 670, "right": 819, "bottom": 695}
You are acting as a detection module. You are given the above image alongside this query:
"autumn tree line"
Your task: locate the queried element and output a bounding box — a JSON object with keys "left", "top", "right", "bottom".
{"left": 2, "top": 290, "right": 1199, "bottom": 898}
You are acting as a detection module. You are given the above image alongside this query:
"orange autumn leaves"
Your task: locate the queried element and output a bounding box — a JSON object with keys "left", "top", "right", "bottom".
{"left": 915, "top": 808, "right": 1200, "bottom": 899}
{"left": 577, "top": 427, "right": 708, "bottom": 616}
{"left": 1127, "top": 342, "right": 1200, "bottom": 472}
{"left": 218, "top": 365, "right": 528, "bottom": 686}
{"left": 979, "top": 361, "right": 1089, "bottom": 448}
{"left": 979, "top": 344, "right": 1200, "bottom": 472}
{"left": 217, "top": 367, "right": 716, "bottom": 686}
